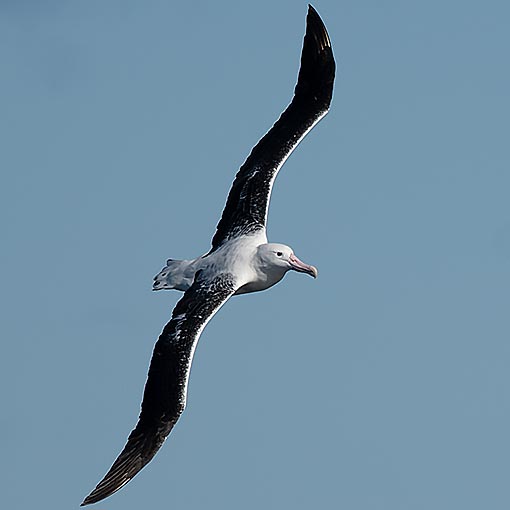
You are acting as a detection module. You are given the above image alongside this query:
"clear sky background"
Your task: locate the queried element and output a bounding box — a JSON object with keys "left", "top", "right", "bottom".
{"left": 2, "top": 1, "right": 509, "bottom": 509}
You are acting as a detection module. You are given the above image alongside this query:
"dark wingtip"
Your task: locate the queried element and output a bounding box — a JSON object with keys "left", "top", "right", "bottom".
{"left": 306, "top": 5, "right": 332, "bottom": 51}
{"left": 294, "top": 4, "right": 335, "bottom": 108}
{"left": 80, "top": 433, "right": 148, "bottom": 506}
{"left": 81, "top": 475, "right": 128, "bottom": 506}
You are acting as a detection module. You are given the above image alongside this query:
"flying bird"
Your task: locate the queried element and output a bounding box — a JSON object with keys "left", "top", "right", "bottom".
{"left": 82, "top": 5, "right": 335, "bottom": 505}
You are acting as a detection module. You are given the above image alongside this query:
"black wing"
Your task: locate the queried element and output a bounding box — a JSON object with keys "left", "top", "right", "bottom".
{"left": 210, "top": 5, "right": 335, "bottom": 251}
{"left": 81, "top": 273, "right": 237, "bottom": 506}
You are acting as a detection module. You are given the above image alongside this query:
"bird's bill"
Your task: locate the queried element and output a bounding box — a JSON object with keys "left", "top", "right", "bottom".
{"left": 289, "top": 253, "right": 318, "bottom": 278}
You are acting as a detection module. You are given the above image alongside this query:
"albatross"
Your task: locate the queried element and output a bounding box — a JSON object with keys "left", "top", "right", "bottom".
{"left": 82, "top": 5, "right": 335, "bottom": 505}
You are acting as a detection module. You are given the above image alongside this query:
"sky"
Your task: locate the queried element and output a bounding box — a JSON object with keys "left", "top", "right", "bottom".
{"left": 1, "top": 1, "right": 509, "bottom": 509}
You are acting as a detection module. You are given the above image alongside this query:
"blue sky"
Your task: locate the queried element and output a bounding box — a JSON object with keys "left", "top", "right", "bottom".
{"left": 2, "top": 1, "right": 509, "bottom": 509}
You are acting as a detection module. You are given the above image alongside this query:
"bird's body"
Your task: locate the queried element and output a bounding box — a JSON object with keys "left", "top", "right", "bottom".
{"left": 82, "top": 5, "right": 335, "bottom": 506}
{"left": 153, "top": 233, "right": 266, "bottom": 294}
{"left": 153, "top": 235, "right": 316, "bottom": 295}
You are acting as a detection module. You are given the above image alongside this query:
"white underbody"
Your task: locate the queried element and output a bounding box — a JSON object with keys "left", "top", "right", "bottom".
{"left": 153, "top": 232, "right": 287, "bottom": 295}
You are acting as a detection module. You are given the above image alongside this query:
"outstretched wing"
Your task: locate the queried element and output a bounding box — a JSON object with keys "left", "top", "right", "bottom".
{"left": 210, "top": 5, "right": 335, "bottom": 251}
{"left": 81, "top": 272, "right": 237, "bottom": 506}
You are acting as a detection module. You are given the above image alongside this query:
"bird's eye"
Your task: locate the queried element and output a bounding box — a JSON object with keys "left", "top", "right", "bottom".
{"left": 276, "top": 251, "right": 283, "bottom": 257}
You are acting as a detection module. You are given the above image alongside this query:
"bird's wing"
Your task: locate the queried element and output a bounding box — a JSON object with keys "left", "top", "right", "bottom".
{"left": 210, "top": 5, "right": 335, "bottom": 252}
{"left": 81, "top": 272, "right": 237, "bottom": 506}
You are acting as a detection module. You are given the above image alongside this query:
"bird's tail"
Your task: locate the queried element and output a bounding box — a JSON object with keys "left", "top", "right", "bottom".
{"left": 152, "top": 258, "right": 194, "bottom": 292}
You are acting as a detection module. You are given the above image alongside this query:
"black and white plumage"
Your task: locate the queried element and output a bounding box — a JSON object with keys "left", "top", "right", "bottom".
{"left": 82, "top": 5, "right": 335, "bottom": 506}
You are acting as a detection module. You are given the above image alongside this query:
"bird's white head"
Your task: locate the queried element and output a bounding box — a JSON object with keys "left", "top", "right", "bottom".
{"left": 256, "top": 243, "right": 318, "bottom": 279}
